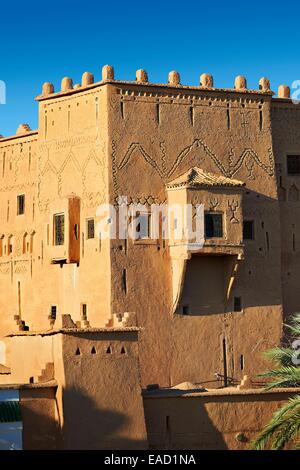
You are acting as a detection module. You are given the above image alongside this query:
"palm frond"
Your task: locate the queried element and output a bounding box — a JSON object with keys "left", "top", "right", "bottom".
{"left": 252, "top": 314, "right": 300, "bottom": 450}
{"left": 284, "top": 313, "right": 300, "bottom": 335}
{"left": 251, "top": 395, "right": 300, "bottom": 450}
{"left": 271, "top": 413, "right": 300, "bottom": 449}
{"left": 258, "top": 366, "right": 300, "bottom": 389}
{"left": 264, "top": 347, "right": 295, "bottom": 366}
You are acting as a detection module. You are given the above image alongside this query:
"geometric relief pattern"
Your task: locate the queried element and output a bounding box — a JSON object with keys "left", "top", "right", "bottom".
{"left": 13, "top": 233, "right": 24, "bottom": 258}
{"left": 112, "top": 138, "right": 275, "bottom": 198}
{"left": 82, "top": 150, "right": 107, "bottom": 208}
{"left": 38, "top": 149, "right": 107, "bottom": 211}
{"left": 58, "top": 152, "right": 82, "bottom": 197}
{"left": 14, "top": 260, "right": 29, "bottom": 274}
{"left": 0, "top": 262, "right": 10, "bottom": 276}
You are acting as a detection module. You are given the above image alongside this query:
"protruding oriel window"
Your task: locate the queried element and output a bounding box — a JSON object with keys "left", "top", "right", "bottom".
{"left": 53, "top": 213, "right": 65, "bottom": 246}
{"left": 17, "top": 194, "right": 25, "bottom": 215}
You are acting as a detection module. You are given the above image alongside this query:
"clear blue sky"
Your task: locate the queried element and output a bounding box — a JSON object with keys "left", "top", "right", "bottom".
{"left": 0, "top": 0, "right": 300, "bottom": 136}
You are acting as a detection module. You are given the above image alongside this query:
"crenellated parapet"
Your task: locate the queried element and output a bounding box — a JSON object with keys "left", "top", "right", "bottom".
{"left": 0, "top": 65, "right": 297, "bottom": 141}
{"left": 35, "top": 66, "right": 284, "bottom": 105}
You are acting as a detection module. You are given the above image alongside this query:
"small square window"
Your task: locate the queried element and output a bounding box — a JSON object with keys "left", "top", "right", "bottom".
{"left": 234, "top": 296, "right": 242, "bottom": 312}
{"left": 205, "top": 213, "right": 223, "bottom": 238}
{"left": 87, "top": 218, "right": 95, "bottom": 239}
{"left": 17, "top": 194, "right": 25, "bottom": 215}
{"left": 287, "top": 155, "right": 300, "bottom": 175}
{"left": 54, "top": 213, "right": 65, "bottom": 246}
{"left": 243, "top": 220, "right": 254, "bottom": 240}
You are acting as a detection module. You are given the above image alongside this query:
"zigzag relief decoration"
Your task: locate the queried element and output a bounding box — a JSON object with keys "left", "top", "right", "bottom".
{"left": 118, "top": 143, "right": 164, "bottom": 178}
{"left": 168, "top": 139, "right": 228, "bottom": 177}
{"left": 113, "top": 138, "right": 275, "bottom": 184}
{"left": 228, "top": 147, "right": 274, "bottom": 178}
{"left": 37, "top": 149, "right": 107, "bottom": 210}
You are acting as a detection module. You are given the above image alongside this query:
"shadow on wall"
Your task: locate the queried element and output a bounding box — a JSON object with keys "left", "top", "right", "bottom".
{"left": 144, "top": 396, "right": 227, "bottom": 450}
{"left": 21, "top": 397, "right": 59, "bottom": 450}
{"left": 177, "top": 190, "right": 282, "bottom": 316}
{"left": 61, "top": 386, "right": 147, "bottom": 450}
{"left": 21, "top": 386, "right": 147, "bottom": 450}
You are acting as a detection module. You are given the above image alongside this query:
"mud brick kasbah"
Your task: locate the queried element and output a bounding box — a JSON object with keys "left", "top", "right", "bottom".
{"left": 0, "top": 65, "right": 299, "bottom": 449}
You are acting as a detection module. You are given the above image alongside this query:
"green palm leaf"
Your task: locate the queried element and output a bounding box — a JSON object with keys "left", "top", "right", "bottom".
{"left": 250, "top": 314, "right": 300, "bottom": 450}
{"left": 251, "top": 395, "right": 300, "bottom": 450}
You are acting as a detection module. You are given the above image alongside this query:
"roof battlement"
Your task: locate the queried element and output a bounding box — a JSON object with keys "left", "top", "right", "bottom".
{"left": 35, "top": 64, "right": 292, "bottom": 103}
{"left": 0, "top": 65, "right": 294, "bottom": 142}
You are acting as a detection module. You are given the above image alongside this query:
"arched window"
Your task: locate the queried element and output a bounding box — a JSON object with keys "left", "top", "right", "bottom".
{"left": 7, "top": 234, "right": 13, "bottom": 255}
{"left": 30, "top": 231, "right": 35, "bottom": 253}
{"left": 23, "top": 232, "right": 28, "bottom": 254}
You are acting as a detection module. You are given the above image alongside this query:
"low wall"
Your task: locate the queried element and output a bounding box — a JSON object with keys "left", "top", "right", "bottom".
{"left": 60, "top": 329, "right": 148, "bottom": 449}
{"left": 20, "top": 384, "right": 59, "bottom": 449}
{"left": 0, "top": 382, "right": 59, "bottom": 450}
{"left": 143, "top": 387, "right": 299, "bottom": 450}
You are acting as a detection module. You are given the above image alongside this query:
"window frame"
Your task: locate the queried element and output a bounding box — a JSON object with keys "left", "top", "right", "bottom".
{"left": 134, "top": 211, "right": 152, "bottom": 241}
{"left": 287, "top": 154, "right": 300, "bottom": 176}
{"left": 50, "top": 305, "right": 57, "bottom": 320}
{"left": 53, "top": 213, "right": 65, "bottom": 246}
{"left": 243, "top": 220, "right": 255, "bottom": 241}
{"left": 17, "top": 194, "right": 25, "bottom": 216}
{"left": 86, "top": 218, "right": 95, "bottom": 240}
{"left": 204, "top": 212, "right": 224, "bottom": 239}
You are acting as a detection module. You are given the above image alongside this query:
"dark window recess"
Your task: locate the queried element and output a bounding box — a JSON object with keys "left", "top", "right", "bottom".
{"left": 205, "top": 213, "right": 223, "bottom": 238}
{"left": 182, "top": 305, "right": 189, "bottom": 315}
{"left": 50, "top": 305, "right": 57, "bottom": 320}
{"left": 122, "top": 268, "right": 127, "bottom": 294}
{"left": 234, "top": 296, "right": 242, "bottom": 312}
{"left": 87, "top": 218, "right": 95, "bottom": 239}
{"left": 222, "top": 338, "right": 228, "bottom": 387}
{"left": 74, "top": 224, "right": 79, "bottom": 240}
{"left": 287, "top": 155, "right": 300, "bottom": 175}
{"left": 243, "top": 220, "right": 254, "bottom": 240}
{"left": 82, "top": 303, "right": 87, "bottom": 319}
{"left": 166, "top": 416, "right": 170, "bottom": 431}
{"left": 17, "top": 194, "right": 25, "bottom": 215}
{"left": 240, "top": 354, "right": 245, "bottom": 371}
{"left": 227, "top": 108, "right": 230, "bottom": 130}
{"left": 54, "top": 214, "right": 65, "bottom": 246}
{"left": 266, "top": 231, "right": 270, "bottom": 251}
